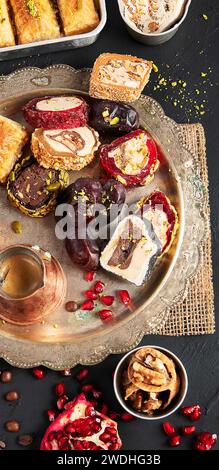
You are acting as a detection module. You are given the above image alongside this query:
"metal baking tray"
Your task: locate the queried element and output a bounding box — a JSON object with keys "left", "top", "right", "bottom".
{"left": 0, "top": 0, "right": 107, "bottom": 61}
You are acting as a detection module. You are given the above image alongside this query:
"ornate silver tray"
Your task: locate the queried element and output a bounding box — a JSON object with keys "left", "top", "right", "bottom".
{"left": 0, "top": 66, "right": 206, "bottom": 369}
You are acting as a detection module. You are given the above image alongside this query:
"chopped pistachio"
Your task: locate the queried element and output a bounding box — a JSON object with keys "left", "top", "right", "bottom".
{"left": 53, "top": 323, "right": 59, "bottom": 329}
{"left": 201, "top": 72, "right": 207, "bottom": 77}
{"left": 202, "top": 14, "right": 208, "bottom": 20}
{"left": 109, "top": 117, "right": 120, "bottom": 126}
{"left": 102, "top": 109, "right": 109, "bottom": 118}
{"left": 11, "top": 221, "right": 22, "bottom": 235}
{"left": 46, "top": 182, "right": 61, "bottom": 192}
{"left": 152, "top": 63, "right": 158, "bottom": 73}
{"left": 27, "top": 0, "right": 38, "bottom": 17}
{"left": 171, "top": 81, "right": 177, "bottom": 87}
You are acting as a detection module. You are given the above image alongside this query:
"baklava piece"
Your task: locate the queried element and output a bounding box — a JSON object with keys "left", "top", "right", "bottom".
{"left": 137, "top": 190, "right": 179, "bottom": 254}
{"left": 100, "top": 214, "right": 161, "bottom": 286}
{"left": 10, "top": 0, "right": 60, "bottom": 44}
{"left": 0, "top": 115, "right": 29, "bottom": 184}
{"left": 31, "top": 126, "right": 100, "bottom": 171}
{"left": 23, "top": 95, "right": 89, "bottom": 129}
{"left": 0, "top": 0, "right": 15, "bottom": 47}
{"left": 89, "top": 53, "right": 152, "bottom": 102}
{"left": 7, "top": 155, "right": 69, "bottom": 217}
{"left": 57, "top": 0, "right": 99, "bottom": 36}
{"left": 100, "top": 129, "right": 159, "bottom": 187}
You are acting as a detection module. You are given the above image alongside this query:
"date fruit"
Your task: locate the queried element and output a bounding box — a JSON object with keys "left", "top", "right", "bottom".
{"left": 89, "top": 100, "right": 139, "bottom": 135}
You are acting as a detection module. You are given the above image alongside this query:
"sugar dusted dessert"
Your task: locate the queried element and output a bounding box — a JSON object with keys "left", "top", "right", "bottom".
{"left": 31, "top": 126, "right": 100, "bottom": 171}
{"left": 100, "top": 214, "right": 161, "bottom": 286}
{"left": 89, "top": 53, "right": 152, "bottom": 102}
{"left": 122, "top": 0, "right": 186, "bottom": 34}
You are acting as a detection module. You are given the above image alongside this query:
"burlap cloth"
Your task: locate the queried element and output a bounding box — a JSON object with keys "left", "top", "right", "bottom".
{"left": 156, "top": 123, "right": 215, "bottom": 336}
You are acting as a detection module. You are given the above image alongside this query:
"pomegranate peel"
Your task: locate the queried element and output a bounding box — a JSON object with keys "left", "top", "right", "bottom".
{"left": 40, "top": 394, "right": 122, "bottom": 451}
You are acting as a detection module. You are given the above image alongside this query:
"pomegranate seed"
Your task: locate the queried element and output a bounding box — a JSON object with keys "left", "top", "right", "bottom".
{"left": 99, "top": 432, "right": 111, "bottom": 443}
{"left": 194, "top": 432, "right": 217, "bottom": 451}
{"left": 105, "top": 426, "right": 117, "bottom": 435}
{"left": 162, "top": 421, "right": 176, "bottom": 437}
{"left": 169, "top": 435, "right": 181, "bottom": 447}
{"left": 64, "top": 423, "right": 76, "bottom": 434}
{"left": 121, "top": 412, "right": 135, "bottom": 421}
{"left": 60, "top": 369, "right": 71, "bottom": 377}
{"left": 108, "top": 411, "right": 120, "bottom": 420}
{"left": 85, "top": 271, "right": 95, "bottom": 282}
{"left": 118, "top": 290, "right": 131, "bottom": 305}
{"left": 84, "top": 290, "right": 98, "bottom": 300}
{"left": 182, "top": 425, "right": 196, "bottom": 436}
{"left": 81, "top": 384, "right": 94, "bottom": 393}
{"left": 81, "top": 300, "right": 94, "bottom": 311}
{"left": 101, "top": 295, "right": 115, "bottom": 306}
{"left": 100, "top": 403, "right": 108, "bottom": 415}
{"left": 47, "top": 409, "right": 56, "bottom": 422}
{"left": 57, "top": 395, "right": 68, "bottom": 410}
{"left": 92, "top": 389, "right": 102, "bottom": 400}
{"left": 181, "top": 404, "right": 200, "bottom": 417}
{"left": 55, "top": 382, "right": 66, "bottom": 397}
{"left": 32, "top": 367, "right": 44, "bottom": 379}
{"left": 98, "top": 309, "right": 113, "bottom": 321}
{"left": 85, "top": 405, "right": 96, "bottom": 416}
{"left": 94, "top": 280, "right": 105, "bottom": 294}
{"left": 190, "top": 406, "right": 201, "bottom": 421}
{"left": 76, "top": 368, "right": 89, "bottom": 382}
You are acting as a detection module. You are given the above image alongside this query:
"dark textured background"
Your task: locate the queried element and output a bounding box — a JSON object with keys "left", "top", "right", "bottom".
{"left": 0, "top": 0, "right": 218, "bottom": 451}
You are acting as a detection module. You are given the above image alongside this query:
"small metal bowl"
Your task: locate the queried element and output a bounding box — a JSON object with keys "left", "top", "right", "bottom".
{"left": 117, "top": 0, "right": 192, "bottom": 46}
{"left": 113, "top": 345, "right": 188, "bottom": 420}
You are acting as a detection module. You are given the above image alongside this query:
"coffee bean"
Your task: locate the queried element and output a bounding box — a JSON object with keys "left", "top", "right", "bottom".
{"left": 65, "top": 301, "right": 78, "bottom": 312}
{"left": 17, "top": 434, "right": 33, "bottom": 447}
{"left": 0, "top": 440, "right": 6, "bottom": 449}
{"left": 5, "top": 420, "right": 20, "bottom": 433}
{"left": 0, "top": 371, "right": 12, "bottom": 383}
{"left": 5, "top": 391, "right": 19, "bottom": 402}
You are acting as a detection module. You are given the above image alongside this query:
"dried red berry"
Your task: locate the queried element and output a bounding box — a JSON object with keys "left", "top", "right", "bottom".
{"left": 121, "top": 412, "right": 135, "bottom": 422}
{"left": 85, "top": 271, "right": 95, "bottom": 282}
{"left": 32, "top": 367, "right": 45, "bottom": 379}
{"left": 84, "top": 290, "right": 98, "bottom": 300}
{"left": 47, "top": 409, "right": 56, "bottom": 422}
{"left": 76, "top": 368, "right": 89, "bottom": 382}
{"left": 57, "top": 395, "right": 68, "bottom": 410}
{"left": 195, "top": 432, "right": 217, "bottom": 450}
{"left": 60, "top": 369, "right": 71, "bottom": 377}
{"left": 81, "top": 384, "right": 94, "bottom": 393}
{"left": 101, "top": 295, "right": 115, "bottom": 306}
{"left": 98, "top": 309, "right": 113, "bottom": 321}
{"left": 55, "top": 383, "right": 66, "bottom": 397}
{"left": 118, "top": 290, "right": 131, "bottom": 305}
{"left": 169, "top": 435, "right": 181, "bottom": 447}
{"left": 92, "top": 389, "right": 102, "bottom": 400}
{"left": 182, "top": 425, "right": 196, "bottom": 436}
{"left": 94, "top": 280, "right": 105, "bottom": 294}
{"left": 162, "top": 422, "right": 176, "bottom": 437}
{"left": 81, "top": 300, "right": 94, "bottom": 311}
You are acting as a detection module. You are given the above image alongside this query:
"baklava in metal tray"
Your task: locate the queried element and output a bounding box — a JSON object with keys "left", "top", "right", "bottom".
{"left": 0, "top": 0, "right": 107, "bottom": 61}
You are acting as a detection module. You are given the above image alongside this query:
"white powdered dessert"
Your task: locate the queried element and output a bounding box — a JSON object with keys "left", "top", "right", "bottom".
{"left": 122, "top": 0, "right": 186, "bottom": 34}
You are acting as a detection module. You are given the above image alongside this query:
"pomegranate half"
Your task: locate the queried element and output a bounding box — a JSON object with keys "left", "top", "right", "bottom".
{"left": 40, "top": 394, "right": 122, "bottom": 451}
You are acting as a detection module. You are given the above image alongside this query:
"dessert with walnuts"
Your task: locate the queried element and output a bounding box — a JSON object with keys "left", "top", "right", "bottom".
{"left": 89, "top": 53, "right": 152, "bottom": 102}
{"left": 23, "top": 95, "right": 89, "bottom": 129}
{"left": 122, "top": 347, "right": 180, "bottom": 415}
{"left": 31, "top": 125, "right": 100, "bottom": 171}
{"left": 121, "top": 0, "right": 186, "bottom": 34}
